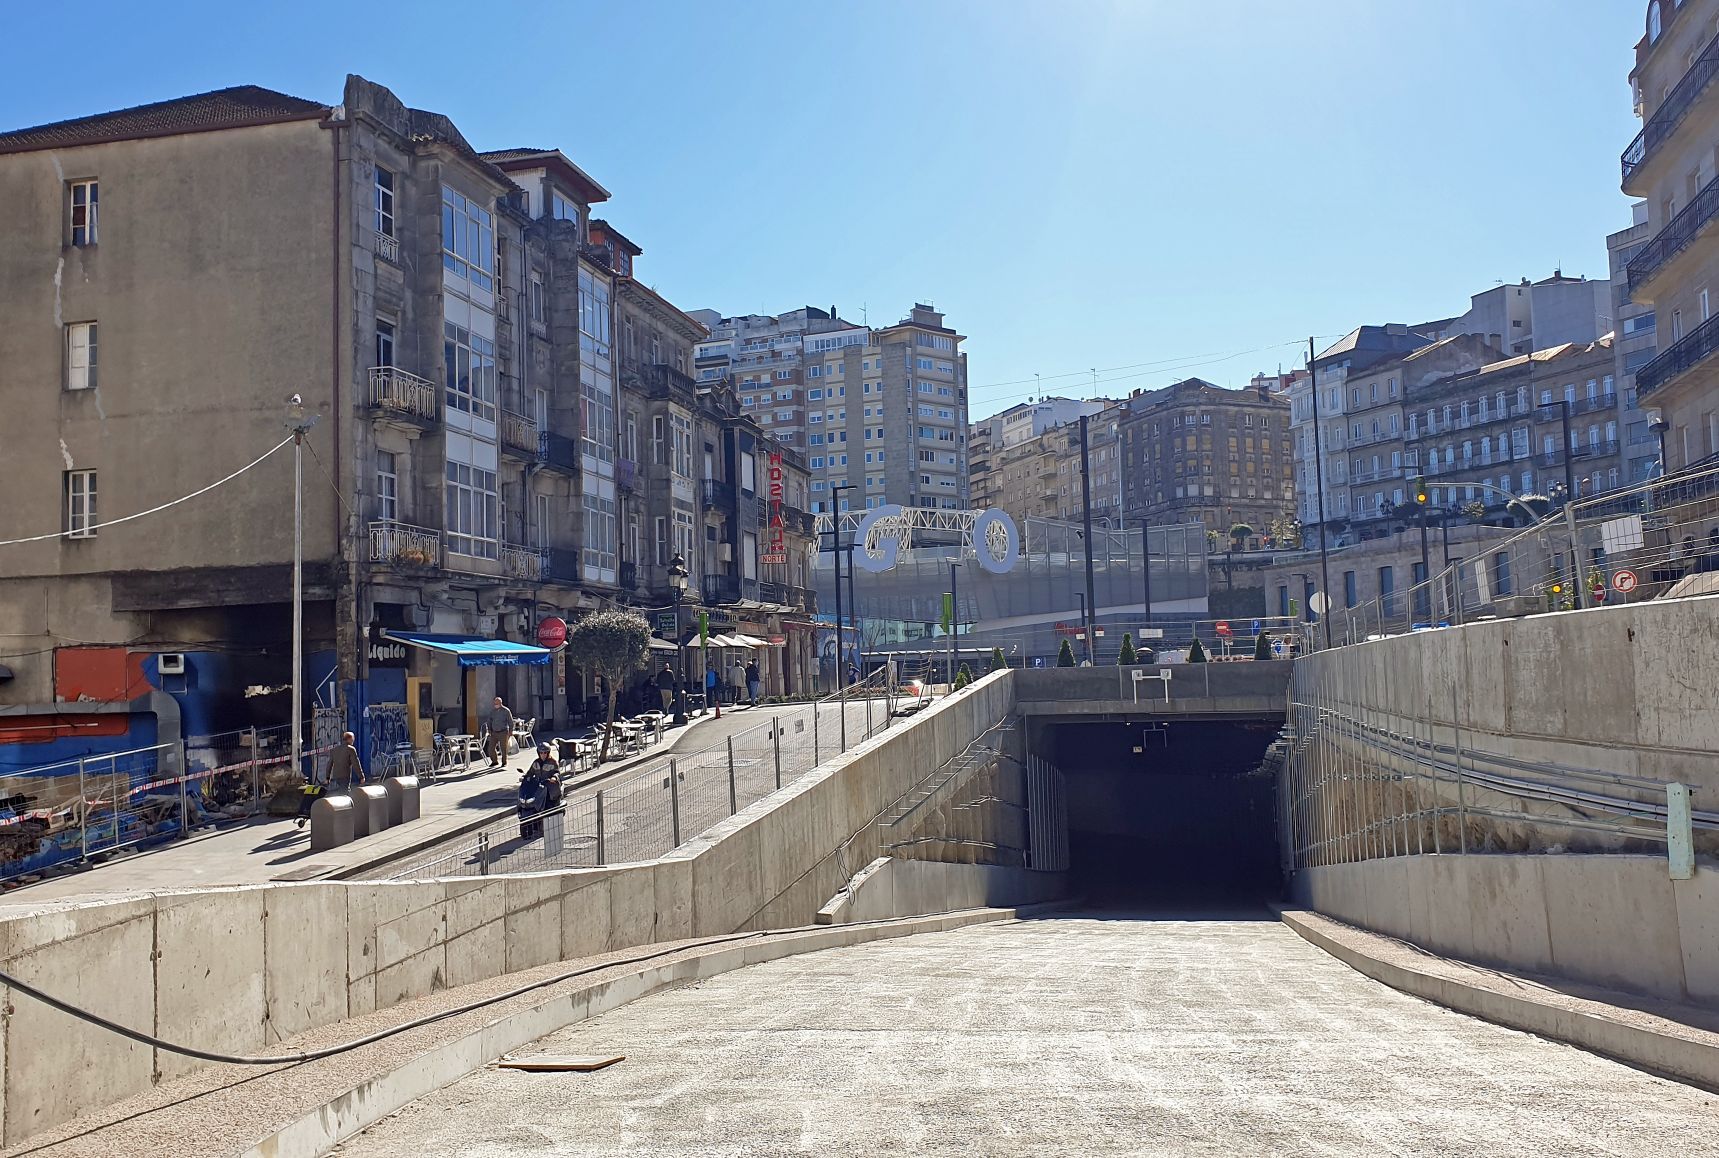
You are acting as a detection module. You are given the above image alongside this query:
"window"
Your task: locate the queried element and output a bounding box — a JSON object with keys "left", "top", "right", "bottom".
{"left": 551, "top": 191, "right": 579, "bottom": 231}
{"left": 69, "top": 180, "right": 98, "bottom": 246}
{"left": 65, "top": 470, "right": 97, "bottom": 538}
{"left": 529, "top": 275, "right": 545, "bottom": 325}
{"left": 440, "top": 186, "right": 495, "bottom": 289}
{"left": 376, "top": 452, "right": 398, "bottom": 522}
{"left": 376, "top": 319, "right": 395, "bottom": 368}
{"left": 1343, "top": 571, "right": 1358, "bottom": 609}
{"left": 66, "top": 322, "right": 97, "bottom": 390}
{"left": 582, "top": 491, "right": 617, "bottom": 575}
{"left": 655, "top": 516, "right": 668, "bottom": 566}
{"left": 444, "top": 462, "right": 498, "bottom": 558}
{"left": 443, "top": 322, "right": 497, "bottom": 421}
{"left": 374, "top": 168, "right": 395, "bottom": 238}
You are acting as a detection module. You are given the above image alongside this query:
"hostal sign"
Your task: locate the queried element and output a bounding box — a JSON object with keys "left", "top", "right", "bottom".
{"left": 761, "top": 451, "right": 788, "bottom": 564}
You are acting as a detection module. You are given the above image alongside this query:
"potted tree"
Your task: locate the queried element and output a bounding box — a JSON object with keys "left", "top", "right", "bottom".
{"left": 1057, "top": 639, "right": 1076, "bottom": 667}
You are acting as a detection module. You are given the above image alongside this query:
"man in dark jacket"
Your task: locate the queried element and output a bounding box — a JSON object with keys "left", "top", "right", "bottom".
{"left": 518, "top": 742, "right": 561, "bottom": 840}
{"left": 744, "top": 659, "right": 761, "bottom": 706}
{"left": 656, "top": 663, "right": 679, "bottom": 715}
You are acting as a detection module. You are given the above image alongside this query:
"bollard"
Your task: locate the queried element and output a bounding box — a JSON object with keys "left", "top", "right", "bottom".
{"left": 595, "top": 790, "right": 606, "bottom": 866}
{"left": 773, "top": 717, "right": 782, "bottom": 790}
{"left": 351, "top": 784, "right": 390, "bottom": 839}
{"left": 669, "top": 758, "right": 681, "bottom": 846}
{"left": 477, "top": 831, "right": 490, "bottom": 875}
{"left": 309, "top": 795, "right": 356, "bottom": 852}
{"left": 248, "top": 728, "right": 261, "bottom": 816}
{"left": 728, "top": 736, "right": 738, "bottom": 815}
{"left": 383, "top": 775, "right": 421, "bottom": 826}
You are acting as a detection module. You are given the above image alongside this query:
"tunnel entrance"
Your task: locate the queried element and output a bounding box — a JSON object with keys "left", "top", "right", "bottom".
{"left": 1034, "top": 718, "right": 1282, "bottom": 912}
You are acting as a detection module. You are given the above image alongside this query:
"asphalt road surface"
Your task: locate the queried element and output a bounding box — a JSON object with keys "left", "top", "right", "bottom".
{"left": 336, "top": 915, "right": 1719, "bottom": 1156}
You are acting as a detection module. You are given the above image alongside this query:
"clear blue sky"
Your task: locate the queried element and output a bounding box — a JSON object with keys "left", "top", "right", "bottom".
{"left": 2, "top": 1, "right": 1646, "bottom": 419}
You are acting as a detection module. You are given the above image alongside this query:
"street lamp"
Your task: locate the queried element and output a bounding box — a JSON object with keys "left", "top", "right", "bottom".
{"left": 1536, "top": 399, "right": 1578, "bottom": 508}
{"left": 668, "top": 552, "right": 689, "bottom": 727}
{"left": 1649, "top": 409, "right": 1671, "bottom": 478}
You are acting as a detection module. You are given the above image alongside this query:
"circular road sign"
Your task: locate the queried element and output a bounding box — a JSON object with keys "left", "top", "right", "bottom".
{"left": 1612, "top": 569, "right": 1639, "bottom": 594}
{"left": 1309, "top": 592, "right": 1330, "bottom": 614}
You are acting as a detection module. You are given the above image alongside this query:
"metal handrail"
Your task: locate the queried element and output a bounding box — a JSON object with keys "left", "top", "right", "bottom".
{"left": 1622, "top": 27, "right": 1719, "bottom": 188}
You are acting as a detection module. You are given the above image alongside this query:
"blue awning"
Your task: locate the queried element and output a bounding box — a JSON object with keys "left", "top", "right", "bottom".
{"left": 384, "top": 632, "right": 554, "bottom": 667}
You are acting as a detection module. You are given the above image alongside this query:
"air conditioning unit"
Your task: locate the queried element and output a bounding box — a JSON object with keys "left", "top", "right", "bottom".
{"left": 158, "top": 653, "right": 186, "bottom": 675}
{"left": 715, "top": 543, "right": 734, "bottom": 563}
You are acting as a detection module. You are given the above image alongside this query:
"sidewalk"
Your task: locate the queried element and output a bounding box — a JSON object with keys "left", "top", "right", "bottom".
{"left": 0, "top": 709, "right": 743, "bottom": 912}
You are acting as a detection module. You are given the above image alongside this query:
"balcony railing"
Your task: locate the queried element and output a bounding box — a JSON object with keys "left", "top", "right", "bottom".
{"left": 539, "top": 431, "right": 578, "bottom": 474}
{"left": 619, "top": 561, "right": 637, "bottom": 589}
{"left": 701, "top": 572, "right": 741, "bottom": 605}
{"left": 369, "top": 520, "right": 441, "bottom": 568}
{"left": 638, "top": 363, "right": 699, "bottom": 401}
{"left": 1622, "top": 28, "right": 1719, "bottom": 189}
{"left": 701, "top": 478, "right": 736, "bottom": 509}
{"left": 1637, "top": 309, "right": 1719, "bottom": 396}
{"left": 369, "top": 367, "right": 437, "bottom": 423}
{"left": 500, "top": 409, "right": 541, "bottom": 457}
{"left": 373, "top": 230, "right": 399, "bottom": 263}
{"left": 1628, "top": 177, "right": 1719, "bottom": 294}
{"left": 500, "top": 542, "right": 545, "bottom": 582}
{"left": 1350, "top": 466, "right": 1404, "bottom": 484}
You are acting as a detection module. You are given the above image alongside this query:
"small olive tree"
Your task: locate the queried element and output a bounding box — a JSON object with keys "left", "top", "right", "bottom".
{"left": 564, "top": 609, "right": 651, "bottom": 763}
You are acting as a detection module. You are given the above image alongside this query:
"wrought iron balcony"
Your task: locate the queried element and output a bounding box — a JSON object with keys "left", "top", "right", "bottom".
{"left": 373, "top": 230, "right": 399, "bottom": 264}
{"left": 700, "top": 571, "right": 741, "bottom": 606}
{"left": 369, "top": 367, "right": 437, "bottom": 424}
{"left": 701, "top": 478, "right": 736, "bottom": 509}
{"left": 500, "top": 409, "right": 541, "bottom": 458}
{"left": 368, "top": 520, "right": 441, "bottom": 568}
{"left": 1637, "top": 310, "right": 1719, "bottom": 396}
{"left": 539, "top": 431, "right": 578, "bottom": 474}
{"left": 500, "top": 542, "right": 546, "bottom": 582}
{"left": 638, "top": 363, "right": 699, "bottom": 401}
{"left": 1622, "top": 29, "right": 1719, "bottom": 191}
{"left": 1628, "top": 177, "right": 1719, "bottom": 294}
{"left": 619, "top": 561, "right": 637, "bottom": 589}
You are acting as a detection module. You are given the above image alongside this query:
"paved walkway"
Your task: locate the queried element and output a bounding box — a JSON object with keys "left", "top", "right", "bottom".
{"left": 0, "top": 703, "right": 815, "bottom": 910}
{"left": 340, "top": 916, "right": 1719, "bottom": 1157}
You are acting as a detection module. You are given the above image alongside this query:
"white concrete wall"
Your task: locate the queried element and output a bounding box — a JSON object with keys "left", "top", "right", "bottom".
{"left": 816, "top": 857, "right": 1070, "bottom": 924}
{"left": 1298, "top": 854, "right": 1719, "bottom": 1005}
{"left": 0, "top": 672, "right": 1018, "bottom": 1147}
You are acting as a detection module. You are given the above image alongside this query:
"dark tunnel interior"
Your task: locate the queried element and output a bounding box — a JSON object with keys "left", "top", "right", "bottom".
{"left": 1033, "top": 718, "right": 1283, "bottom": 914}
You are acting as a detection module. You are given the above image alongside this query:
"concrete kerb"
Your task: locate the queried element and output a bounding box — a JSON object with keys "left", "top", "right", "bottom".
{"left": 240, "top": 907, "right": 1024, "bottom": 1158}
{"left": 1279, "top": 906, "right": 1719, "bottom": 1094}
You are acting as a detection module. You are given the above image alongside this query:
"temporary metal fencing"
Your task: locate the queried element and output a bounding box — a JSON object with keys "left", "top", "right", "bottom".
{"left": 374, "top": 668, "right": 901, "bottom": 880}
{"left": 1278, "top": 659, "right": 1704, "bottom": 880}
{"left": 0, "top": 720, "right": 327, "bottom": 884}
{"left": 1316, "top": 460, "right": 1719, "bottom": 649}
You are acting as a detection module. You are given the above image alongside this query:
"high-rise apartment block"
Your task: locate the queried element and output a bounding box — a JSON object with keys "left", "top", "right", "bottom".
{"left": 967, "top": 397, "right": 1114, "bottom": 522}
{"left": 1620, "top": 0, "right": 1719, "bottom": 470}
{"left": 690, "top": 304, "right": 970, "bottom": 514}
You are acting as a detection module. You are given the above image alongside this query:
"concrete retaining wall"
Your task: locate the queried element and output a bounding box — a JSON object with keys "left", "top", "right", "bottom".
{"left": 1295, "top": 595, "right": 1719, "bottom": 797}
{"left": 1297, "top": 854, "right": 1719, "bottom": 1004}
{"left": 816, "top": 857, "right": 1070, "bottom": 924}
{"left": 0, "top": 672, "right": 1017, "bottom": 1147}
{"left": 1014, "top": 660, "right": 1292, "bottom": 718}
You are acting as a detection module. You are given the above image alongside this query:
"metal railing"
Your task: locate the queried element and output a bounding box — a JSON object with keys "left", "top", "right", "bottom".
{"left": 500, "top": 542, "right": 545, "bottom": 581}
{"left": 369, "top": 519, "right": 442, "bottom": 567}
{"left": 1622, "top": 27, "right": 1719, "bottom": 189}
{"left": 1636, "top": 308, "right": 1719, "bottom": 395}
{"left": 1315, "top": 458, "right": 1719, "bottom": 649}
{"left": 539, "top": 431, "right": 578, "bottom": 473}
{"left": 1280, "top": 664, "right": 1702, "bottom": 879}
{"left": 1629, "top": 174, "right": 1719, "bottom": 295}
{"left": 373, "top": 230, "right": 399, "bottom": 263}
{"left": 371, "top": 669, "right": 901, "bottom": 881}
{"left": 0, "top": 721, "right": 330, "bottom": 885}
{"left": 369, "top": 367, "right": 437, "bottom": 422}
{"left": 499, "top": 409, "right": 541, "bottom": 457}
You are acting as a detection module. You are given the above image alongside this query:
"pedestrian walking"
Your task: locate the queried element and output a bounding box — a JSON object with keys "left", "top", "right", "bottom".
{"left": 729, "top": 659, "right": 746, "bottom": 703}
{"left": 296, "top": 730, "right": 362, "bottom": 828}
{"left": 484, "top": 697, "right": 515, "bottom": 766}
{"left": 745, "top": 659, "right": 762, "bottom": 707}
{"left": 656, "top": 662, "right": 679, "bottom": 715}
{"left": 518, "top": 742, "right": 561, "bottom": 841}
{"left": 706, "top": 662, "right": 721, "bottom": 707}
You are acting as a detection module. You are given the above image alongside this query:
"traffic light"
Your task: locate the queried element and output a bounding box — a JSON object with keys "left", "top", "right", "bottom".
{"left": 1411, "top": 476, "right": 1429, "bottom": 506}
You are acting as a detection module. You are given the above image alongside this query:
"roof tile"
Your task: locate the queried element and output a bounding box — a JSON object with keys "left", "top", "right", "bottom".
{"left": 0, "top": 85, "right": 326, "bottom": 153}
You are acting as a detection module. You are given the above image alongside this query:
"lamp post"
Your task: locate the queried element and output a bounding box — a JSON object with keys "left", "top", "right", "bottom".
{"left": 1538, "top": 399, "right": 1578, "bottom": 509}
{"left": 829, "top": 483, "right": 856, "bottom": 695}
{"left": 1649, "top": 409, "right": 1671, "bottom": 478}
{"left": 668, "top": 552, "right": 688, "bottom": 727}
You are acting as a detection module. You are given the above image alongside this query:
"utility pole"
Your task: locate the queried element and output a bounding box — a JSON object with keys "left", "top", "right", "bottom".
{"left": 948, "top": 561, "right": 961, "bottom": 691}
{"left": 1307, "top": 339, "right": 1333, "bottom": 648}
{"left": 830, "top": 483, "right": 854, "bottom": 698}
{"left": 287, "top": 399, "right": 319, "bottom": 787}
{"left": 1079, "top": 413, "right": 1098, "bottom": 665}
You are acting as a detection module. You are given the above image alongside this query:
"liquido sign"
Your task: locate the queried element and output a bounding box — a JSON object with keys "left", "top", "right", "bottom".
{"left": 852, "top": 506, "right": 1021, "bottom": 575}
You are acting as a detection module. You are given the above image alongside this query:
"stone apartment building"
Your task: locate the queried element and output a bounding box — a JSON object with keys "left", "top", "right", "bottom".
{"left": 692, "top": 305, "right": 971, "bottom": 514}
{"left": 967, "top": 397, "right": 1121, "bottom": 525}
{"left": 1118, "top": 378, "right": 1293, "bottom": 536}
{"left": 0, "top": 76, "right": 816, "bottom": 771}
{"left": 1622, "top": 0, "right": 1719, "bottom": 469}
{"left": 1608, "top": 204, "right": 1666, "bottom": 483}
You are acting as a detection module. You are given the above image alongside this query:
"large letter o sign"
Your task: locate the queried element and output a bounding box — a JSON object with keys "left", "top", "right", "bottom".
{"left": 972, "top": 509, "right": 1020, "bottom": 574}
{"left": 853, "top": 504, "right": 904, "bottom": 573}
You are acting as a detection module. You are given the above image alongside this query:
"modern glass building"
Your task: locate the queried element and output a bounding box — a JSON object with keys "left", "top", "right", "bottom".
{"left": 812, "top": 513, "right": 1208, "bottom": 675}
